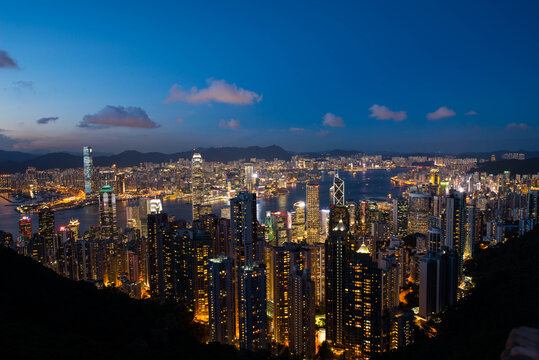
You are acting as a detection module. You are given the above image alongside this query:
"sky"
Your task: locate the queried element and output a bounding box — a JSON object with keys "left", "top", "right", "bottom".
{"left": 0, "top": 0, "right": 538, "bottom": 154}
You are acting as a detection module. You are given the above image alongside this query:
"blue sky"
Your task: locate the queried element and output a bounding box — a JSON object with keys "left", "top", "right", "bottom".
{"left": 0, "top": 0, "right": 538, "bottom": 153}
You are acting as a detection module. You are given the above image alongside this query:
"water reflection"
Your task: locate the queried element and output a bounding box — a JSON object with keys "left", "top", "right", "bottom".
{"left": 0, "top": 169, "right": 407, "bottom": 236}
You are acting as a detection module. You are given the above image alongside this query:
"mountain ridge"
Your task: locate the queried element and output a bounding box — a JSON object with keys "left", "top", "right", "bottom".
{"left": 0, "top": 145, "right": 292, "bottom": 173}
{"left": 0, "top": 146, "right": 538, "bottom": 173}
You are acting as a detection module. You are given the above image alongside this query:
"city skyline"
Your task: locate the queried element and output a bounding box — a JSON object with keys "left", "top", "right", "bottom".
{"left": 1, "top": 2, "right": 539, "bottom": 359}
{"left": 1, "top": 143, "right": 538, "bottom": 359}
{"left": 1, "top": 1, "right": 539, "bottom": 153}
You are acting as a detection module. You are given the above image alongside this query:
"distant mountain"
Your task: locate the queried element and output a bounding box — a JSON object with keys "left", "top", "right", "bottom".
{"left": 0, "top": 145, "right": 292, "bottom": 173}
{"left": 458, "top": 150, "right": 539, "bottom": 160}
{"left": 299, "top": 149, "right": 365, "bottom": 158}
{"left": 0, "top": 149, "right": 37, "bottom": 163}
{"left": 471, "top": 157, "right": 539, "bottom": 175}
{"left": 195, "top": 145, "right": 292, "bottom": 162}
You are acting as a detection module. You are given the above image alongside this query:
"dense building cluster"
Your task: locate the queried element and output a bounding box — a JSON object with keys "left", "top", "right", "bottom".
{"left": 1, "top": 148, "right": 538, "bottom": 360}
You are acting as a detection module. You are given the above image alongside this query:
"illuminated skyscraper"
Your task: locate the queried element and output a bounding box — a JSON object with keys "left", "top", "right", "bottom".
{"left": 289, "top": 268, "right": 316, "bottom": 359}
{"left": 332, "top": 170, "right": 345, "bottom": 206}
{"left": 230, "top": 192, "right": 257, "bottom": 267}
{"left": 178, "top": 228, "right": 212, "bottom": 319}
{"left": 291, "top": 201, "right": 306, "bottom": 243}
{"left": 306, "top": 183, "right": 320, "bottom": 244}
{"left": 392, "top": 198, "right": 408, "bottom": 238}
{"left": 428, "top": 227, "right": 442, "bottom": 252}
{"left": 83, "top": 146, "right": 93, "bottom": 195}
{"left": 18, "top": 216, "right": 32, "bottom": 242}
{"left": 148, "top": 211, "right": 172, "bottom": 303}
{"left": 238, "top": 261, "right": 268, "bottom": 351}
{"left": 344, "top": 243, "right": 384, "bottom": 359}
{"left": 208, "top": 254, "right": 235, "bottom": 345}
{"left": 99, "top": 185, "right": 117, "bottom": 239}
{"left": 445, "top": 191, "right": 466, "bottom": 278}
{"left": 390, "top": 310, "right": 415, "bottom": 351}
{"left": 528, "top": 189, "right": 539, "bottom": 223}
{"left": 408, "top": 193, "right": 431, "bottom": 235}
{"left": 264, "top": 211, "right": 290, "bottom": 247}
{"left": 38, "top": 207, "right": 55, "bottom": 248}
{"left": 464, "top": 198, "right": 476, "bottom": 260}
{"left": 114, "top": 172, "right": 126, "bottom": 195}
{"left": 191, "top": 153, "right": 205, "bottom": 220}
{"left": 325, "top": 205, "right": 351, "bottom": 346}
{"left": 270, "top": 245, "right": 290, "bottom": 344}
{"left": 67, "top": 219, "right": 80, "bottom": 240}
{"left": 149, "top": 198, "right": 163, "bottom": 214}
{"left": 193, "top": 204, "right": 212, "bottom": 221}
{"left": 245, "top": 163, "right": 255, "bottom": 192}
{"left": 230, "top": 191, "right": 258, "bottom": 337}
{"left": 303, "top": 242, "right": 325, "bottom": 306}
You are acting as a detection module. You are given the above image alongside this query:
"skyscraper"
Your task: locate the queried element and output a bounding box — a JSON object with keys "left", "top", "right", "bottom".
{"left": 191, "top": 153, "right": 205, "bottom": 221}
{"left": 149, "top": 198, "right": 163, "bottom": 214}
{"left": 99, "top": 185, "right": 117, "bottom": 239}
{"left": 264, "top": 211, "right": 290, "bottom": 247}
{"left": 528, "top": 188, "right": 539, "bottom": 223}
{"left": 114, "top": 172, "right": 126, "bottom": 195}
{"left": 332, "top": 170, "right": 345, "bottom": 206}
{"left": 408, "top": 193, "right": 431, "bottom": 235}
{"left": 291, "top": 201, "right": 306, "bottom": 243}
{"left": 178, "top": 228, "right": 212, "bottom": 319}
{"left": 270, "top": 244, "right": 295, "bottom": 345}
{"left": 238, "top": 261, "right": 267, "bottom": 351}
{"left": 303, "top": 242, "right": 325, "bottom": 306}
{"left": 230, "top": 191, "right": 258, "bottom": 339}
{"left": 344, "top": 243, "right": 384, "bottom": 359}
{"left": 392, "top": 198, "right": 408, "bottom": 238}
{"left": 428, "top": 227, "right": 443, "bottom": 252}
{"left": 288, "top": 267, "right": 316, "bottom": 359}
{"left": 18, "top": 216, "right": 32, "bottom": 242}
{"left": 445, "top": 191, "right": 466, "bottom": 278}
{"left": 83, "top": 146, "right": 93, "bottom": 195}
{"left": 390, "top": 310, "right": 415, "bottom": 351}
{"left": 419, "top": 249, "right": 458, "bottom": 319}
{"left": 208, "top": 254, "right": 235, "bottom": 345}
{"left": 306, "top": 183, "right": 320, "bottom": 244}
{"left": 464, "top": 198, "right": 476, "bottom": 260}
{"left": 38, "top": 207, "right": 55, "bottom": 249}
{"left": 325, "top": 205, "right": 351, "bottom": 346}
{"left": 230, "top": 192, "right": 258, "bottom": 267}
{"left": 148, "top": 211, "right": 175, "bottom": 303}
{"left": 245, "top": 163, "right": 255, "bottom": 192}
{"left": 67, "top": 219, "right": 80, "bottom": 240}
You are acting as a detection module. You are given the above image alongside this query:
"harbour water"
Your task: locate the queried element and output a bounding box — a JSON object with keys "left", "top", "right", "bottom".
{"left": 0, "top": 169, "right": 407, "bottom": 236}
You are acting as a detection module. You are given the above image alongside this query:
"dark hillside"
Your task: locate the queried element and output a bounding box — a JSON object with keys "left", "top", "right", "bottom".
{"left": 377, "top": 227, "right": 539, "bottom": 360}
{"left": 0, "top": 246, "right": 267, "bottom": 360}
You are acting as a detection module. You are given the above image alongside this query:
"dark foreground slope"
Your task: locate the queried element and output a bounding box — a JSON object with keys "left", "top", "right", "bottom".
{"left": 377, "top": 227, "right": 539, "bottom": 360}
{"left": 0, "top": 247, "right": 262, "bottom": 360}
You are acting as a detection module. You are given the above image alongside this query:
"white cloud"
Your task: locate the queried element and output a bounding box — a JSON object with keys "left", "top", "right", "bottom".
{"left": 427, "top": 106, "right": 456, "bottom": 120}
{"left": 79, "top": 105, "right": 160, "bottom": 129}
{"left": 219, "top": 119, "right": 240, "bottom": 129}
{"left": 315, "top": 130, "right": 330, "bottom": 137}
{"left": 165, "top": 79, "right": 262, "bottom": 105}
{"left": 368, "top": 104, "right": 407, "bottom": 121}
{"left": 507, "top": 122, "right": 531, "bottom": 130}
{"left": 465, "top": 110, "right": 477, "bottom": 116}
{"left": 322, "top": 113, "right": 345, "bottom": 127}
